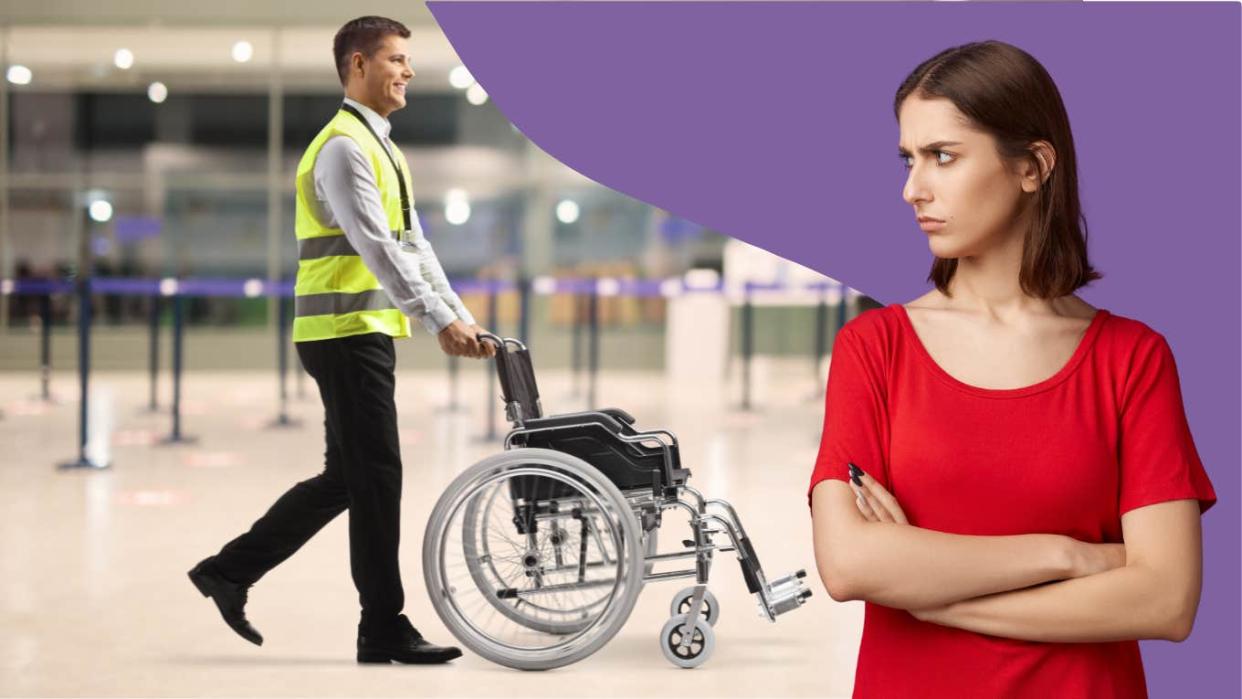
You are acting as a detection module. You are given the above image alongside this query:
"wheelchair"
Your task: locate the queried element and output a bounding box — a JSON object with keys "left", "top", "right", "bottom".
{"left": 422, "top": 333, "right": 812, "bottom": 670}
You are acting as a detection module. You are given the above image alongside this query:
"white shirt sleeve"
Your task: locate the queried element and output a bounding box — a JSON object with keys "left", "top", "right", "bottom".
{"left": 313, "top": 135, "right": 461, "bottom": 335}
{"left": 407, "top": 211, "right": 477, "bottom": 327}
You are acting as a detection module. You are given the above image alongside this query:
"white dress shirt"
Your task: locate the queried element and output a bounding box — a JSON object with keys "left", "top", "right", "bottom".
{"left": 310, "top": 97, "right": 475, "bottom": 335}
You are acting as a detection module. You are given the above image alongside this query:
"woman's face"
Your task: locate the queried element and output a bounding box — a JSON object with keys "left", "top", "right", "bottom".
{"left": 897, "top": 96, "right": 1031, "bottom": 260}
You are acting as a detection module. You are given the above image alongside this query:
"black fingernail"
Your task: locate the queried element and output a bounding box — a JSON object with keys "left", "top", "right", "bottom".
{"left": 848, "top": 462, "right": 863, "bottom": 486}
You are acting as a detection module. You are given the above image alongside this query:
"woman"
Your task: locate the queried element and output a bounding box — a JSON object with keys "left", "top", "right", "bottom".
{"left": 808, "top": 40, "right": 1216, "bottom": 698}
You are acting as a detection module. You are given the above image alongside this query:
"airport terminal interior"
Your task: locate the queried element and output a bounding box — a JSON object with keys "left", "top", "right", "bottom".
{"left": 1, "top": 3, "right": 872, "bottom": 696}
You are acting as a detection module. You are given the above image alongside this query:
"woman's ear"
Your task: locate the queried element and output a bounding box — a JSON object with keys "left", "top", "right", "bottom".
{"left": 1022, "top": 141, "right": 1056, "bottom": 192}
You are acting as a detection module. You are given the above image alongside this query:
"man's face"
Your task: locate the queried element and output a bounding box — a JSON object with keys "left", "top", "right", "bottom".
{"left": 898, "top": 96, "right": 1030, "bottom": 260}
{"left": 357, "top": 34, "right": 414, "bottom": 116}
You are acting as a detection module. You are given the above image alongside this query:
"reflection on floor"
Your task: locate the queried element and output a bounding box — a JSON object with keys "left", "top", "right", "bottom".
{"left": 0, "top": 364, "right": 861, "bottom": 698}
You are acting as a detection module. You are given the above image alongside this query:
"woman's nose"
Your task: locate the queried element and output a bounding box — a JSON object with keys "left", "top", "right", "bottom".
{"left": 902, "top": 171, "right": 930, "bottom": 206}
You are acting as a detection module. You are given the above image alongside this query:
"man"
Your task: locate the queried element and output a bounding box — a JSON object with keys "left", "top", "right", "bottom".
{"left": 188, "top": 15, "right": 494, "bottom": 665}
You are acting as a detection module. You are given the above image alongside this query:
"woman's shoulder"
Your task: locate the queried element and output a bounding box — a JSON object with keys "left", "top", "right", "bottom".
{"left": 839, "top": 302, "right": 905, "bottom": 343}
{"left": 1094, "top": 309, "right": 1172, "bottom": 363}
{"left": 834, "top": 303, "right": 907, "bottom": 366}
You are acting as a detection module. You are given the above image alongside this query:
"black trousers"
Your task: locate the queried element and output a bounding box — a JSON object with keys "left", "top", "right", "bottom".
{"left": 212, "top": 332, "right": 405, "bottom": 634}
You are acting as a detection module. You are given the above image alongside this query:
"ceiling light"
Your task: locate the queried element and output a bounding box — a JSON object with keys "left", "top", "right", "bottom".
{"left": 444, "top": 189, "right": 470, "bottom": 225}
{"left": 449, "top": 65, "right": 473, "bottom": 89}
{"left": 6, "top": 65, "right": 32, "bottom": 85}
{"left": 445, "top": 200, "right": 471, "bottom": 226}
{"left": 465, "top": 83, "right": 488, "bottom": 106}
{"left": 232, "top": 40, "right": 253, "bottom": 63}
{"left": 556, "top": 199, "right": 580, "bottom": 224}
{"left": 88, "top": 200, "right": 113, "bottom": 223}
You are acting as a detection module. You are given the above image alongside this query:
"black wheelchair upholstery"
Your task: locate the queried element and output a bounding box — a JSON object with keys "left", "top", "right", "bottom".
{"left": 494, "top": 343, "right": 543, "bottom": 422}
{"left": 489, "top": 337, "right": 689, "bottom": 494}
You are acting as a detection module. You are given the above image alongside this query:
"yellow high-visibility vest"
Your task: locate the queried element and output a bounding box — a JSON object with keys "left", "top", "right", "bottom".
{"left": 292, "top": 107, "right": 412, "bottom": 342}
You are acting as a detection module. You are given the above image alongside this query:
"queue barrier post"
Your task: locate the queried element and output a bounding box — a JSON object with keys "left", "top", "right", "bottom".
{"left": 39, "top": 292, "right": 52, "bottom": 402}
{"left": 812, "top": 286, "right": 829, "bottom": 398}
{"left": 480, "top": 285, "right": 500, "bottom": 442}
{"left": 159, "top": 290, "right": 196, "bottom": 445}
{"left": 570, "top": 289, "right": 584, "bottom": 399}
{"left": 268, "top": 291, "right": 300, "bottom": 428}
{"left": 587, "top": 280, "right": 600, "bottom": 411}
{"left": 58, "top": 276, "right": 109, "bottom": 470}
{"left": 740, "top": 282, "right": 755, "bottom": 411}
{"left": 146, "top": 295, "right": 161, "bottom": 412}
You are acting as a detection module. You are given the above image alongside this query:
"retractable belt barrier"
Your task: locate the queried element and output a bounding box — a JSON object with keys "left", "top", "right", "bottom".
{"left": 2, "top": 276, "right": 854, "bottom": 462}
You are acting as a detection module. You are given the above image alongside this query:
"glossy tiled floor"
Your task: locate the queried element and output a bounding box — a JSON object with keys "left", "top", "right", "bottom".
{"left": 0, "top": 362, "right": 861, "bottom": 697}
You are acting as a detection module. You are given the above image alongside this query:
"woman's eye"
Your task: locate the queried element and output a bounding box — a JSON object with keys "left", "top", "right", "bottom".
{"left": 900, "top": 151, "right": 953, "bottom": 170}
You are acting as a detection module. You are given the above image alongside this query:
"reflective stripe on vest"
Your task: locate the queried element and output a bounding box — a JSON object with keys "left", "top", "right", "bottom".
{"left": 291, "top": 108, "right": 413, "bottom": 343}
{"left": 298, "top": 235, "right": 361, "bottom": 260}
{"left": 295, "top": 289, "right": 396, "bottom": 317}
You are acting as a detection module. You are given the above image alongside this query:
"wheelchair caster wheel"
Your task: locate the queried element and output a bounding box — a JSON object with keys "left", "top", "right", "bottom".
{"left": 669, "top": 587, "right": 720, "bottom": 627}
{"left": 660, "top": 613, "right": 715, "bottom": 668}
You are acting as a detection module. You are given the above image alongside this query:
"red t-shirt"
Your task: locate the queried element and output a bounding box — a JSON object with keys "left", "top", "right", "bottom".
{"left": 808, "top": 304, "right": 1217, "bottom": 699}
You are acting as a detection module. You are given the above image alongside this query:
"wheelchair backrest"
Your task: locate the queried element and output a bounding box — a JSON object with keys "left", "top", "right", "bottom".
{"left": 493, "top": 343, "right": 543, "bottom": 424}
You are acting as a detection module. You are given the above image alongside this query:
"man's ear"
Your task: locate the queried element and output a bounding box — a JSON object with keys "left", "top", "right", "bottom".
{"left": 351, "top": 51, "right": 366, "bottom": 78}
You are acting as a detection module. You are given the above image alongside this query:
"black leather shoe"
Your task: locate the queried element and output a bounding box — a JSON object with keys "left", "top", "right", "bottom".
{"left": 357, "top": 614, "right": 462, "bottom": 664}
{"left": 188, "top": 557, "right": 264, "bottom": 646}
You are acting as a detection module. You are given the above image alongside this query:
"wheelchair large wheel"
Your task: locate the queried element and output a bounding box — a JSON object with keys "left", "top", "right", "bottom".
{"left": 424, "top": 448, "right": 644, "bottom": 670}
{"left": 460, "top": 477, "right": 599, "bottom": 635}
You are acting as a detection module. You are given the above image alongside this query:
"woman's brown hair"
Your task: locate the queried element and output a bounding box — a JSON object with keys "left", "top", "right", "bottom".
{"left": 894, "top": 40, "right": 1101, "bottom": 298}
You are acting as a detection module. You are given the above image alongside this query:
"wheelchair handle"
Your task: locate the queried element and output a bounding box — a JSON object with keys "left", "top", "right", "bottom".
{"left": 476, "top": 332, "right": 505, "bottom": 350}
{"left": 475, "top": 332, "right": 528, "bottom": 356}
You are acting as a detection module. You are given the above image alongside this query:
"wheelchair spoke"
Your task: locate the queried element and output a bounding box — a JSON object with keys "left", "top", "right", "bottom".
{"left": 426, "top": 455, "right": 645, "bottom": 666}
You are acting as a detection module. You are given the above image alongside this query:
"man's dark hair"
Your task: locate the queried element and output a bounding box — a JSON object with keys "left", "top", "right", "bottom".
{"left": 333, "top": 16, "right": 411, "bottom": 86}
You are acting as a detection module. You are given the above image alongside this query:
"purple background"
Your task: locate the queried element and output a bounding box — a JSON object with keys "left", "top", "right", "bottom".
{"left": 429, "top": 2, "right": 1241, "bottom": 695}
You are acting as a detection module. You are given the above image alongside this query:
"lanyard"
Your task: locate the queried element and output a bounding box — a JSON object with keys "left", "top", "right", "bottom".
{"left": 340, "top": 103, "right": 412, "bottom": 233}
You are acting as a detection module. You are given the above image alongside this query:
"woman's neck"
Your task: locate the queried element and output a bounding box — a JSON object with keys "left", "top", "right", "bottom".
{"left": 946, "top": 229, "right": 1055, "bottom": 321}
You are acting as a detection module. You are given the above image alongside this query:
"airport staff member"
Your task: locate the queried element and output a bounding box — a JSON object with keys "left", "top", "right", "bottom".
{"left": 189, "top": 15, "right": 493, "bottom": 665}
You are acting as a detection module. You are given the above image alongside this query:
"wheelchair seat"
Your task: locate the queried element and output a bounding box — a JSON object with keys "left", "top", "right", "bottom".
{"left": 488, "top": 336, "right": 689, "bottom": 492}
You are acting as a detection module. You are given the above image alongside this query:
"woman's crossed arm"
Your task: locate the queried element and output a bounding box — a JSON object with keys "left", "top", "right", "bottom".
{"left": 811, "top": 478, "right": 1124, "bottom": 611}
{"left": 811, "top": 472, "right": 1203, "bottom": 642}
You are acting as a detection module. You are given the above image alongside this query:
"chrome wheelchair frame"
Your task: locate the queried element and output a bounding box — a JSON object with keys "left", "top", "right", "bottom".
{"left": 422, "top": 334, "right": 811, "bottom": 670}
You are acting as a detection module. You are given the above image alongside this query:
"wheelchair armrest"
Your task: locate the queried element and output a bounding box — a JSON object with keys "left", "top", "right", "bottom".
{"left": 508, "top": 415, "right": 685, "bottom": 486}
{"left": 598, "top": 407, "right": 636, "bottom": 425}
{"left": 523, "top": 411, "right": 626, "bottom": 433}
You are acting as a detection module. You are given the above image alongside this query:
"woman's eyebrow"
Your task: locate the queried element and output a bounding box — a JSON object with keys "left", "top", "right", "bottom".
{"left": 897, "top": 140, "right": 962, "bottom": 155}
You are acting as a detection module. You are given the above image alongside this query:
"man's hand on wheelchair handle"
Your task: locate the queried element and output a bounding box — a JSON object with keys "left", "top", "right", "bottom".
{"left": 470, "top": 324, "right": 497, "bottom": 358}
{"left": 437, "top": 319, "right": 487, "bottom": 359}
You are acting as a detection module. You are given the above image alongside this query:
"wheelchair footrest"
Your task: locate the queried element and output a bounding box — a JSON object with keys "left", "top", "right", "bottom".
{"left": 758, "top": 569, "right": 812, "bottom": 620}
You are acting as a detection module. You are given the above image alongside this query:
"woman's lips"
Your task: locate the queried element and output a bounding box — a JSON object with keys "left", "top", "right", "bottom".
{"left": 918, "top": 219, "right": 945, "bottom": 232}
